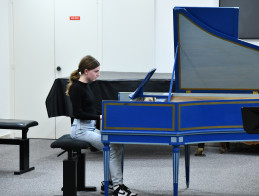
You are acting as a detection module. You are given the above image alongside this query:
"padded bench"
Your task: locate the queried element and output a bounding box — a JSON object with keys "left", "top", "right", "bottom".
{"left": 51, "top": 134, "right": 97, "bottom": 196}
{"left": 0, "top": 119, "right": 38, "bottom": 174}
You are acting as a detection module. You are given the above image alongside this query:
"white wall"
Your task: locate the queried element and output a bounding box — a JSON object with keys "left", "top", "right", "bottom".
{"left": 0, "top": 0, "right": 11, "bottom": 136}
{"left": 102, "top": 0, "right": 155, "bottom": 73}
{"left": 101, "top": 0, "right": 220, "bottom": 73}
{"left": 12, "top": 0, "right": 56, "bottom": 139}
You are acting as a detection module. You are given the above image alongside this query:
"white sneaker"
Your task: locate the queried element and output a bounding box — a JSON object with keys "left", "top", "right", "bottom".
{"left": 101, "top": 181, "right": 113, "bottom": 194}
{"left": 113, "top": 184, "right": 138, "bottom": 196}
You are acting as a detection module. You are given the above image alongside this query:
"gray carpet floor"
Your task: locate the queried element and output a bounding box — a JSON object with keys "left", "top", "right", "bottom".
{"left": 1, "top": 139, "right": 259, "bottom": 196}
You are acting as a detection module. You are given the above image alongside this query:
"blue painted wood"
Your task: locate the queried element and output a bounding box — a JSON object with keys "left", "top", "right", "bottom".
{"left": 168, "top": 44, "right": 178, "bottom": 102}
{"left": 103, "top": 144, "right": 110, "bottom": 196}
{"left": 104, "top": 102, "right": 175, "bottom": 131}
{"left": 173, "top": 146, "right": 180, "bottom": 196}
{"left": 179, "top": 100, "right": 259, "bottom": 130}
{"left": 184, "top": 7, "right": 239, "bottom": 38}
{"left": 101, "top": 100, "right": 259, "bottom": 196}
{"left": 103, "top": 100, "right": 259, "bottom": 133}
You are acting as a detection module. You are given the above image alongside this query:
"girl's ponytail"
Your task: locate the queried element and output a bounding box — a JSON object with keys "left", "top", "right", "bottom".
{"left": 66, "top": 69, "right": 80, "bottom": 96}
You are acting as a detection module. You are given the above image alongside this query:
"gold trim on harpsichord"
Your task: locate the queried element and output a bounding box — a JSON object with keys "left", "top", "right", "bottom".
{"left": 177, "top": 12, "right": 259, "bottom": 91}
{"left": 103, "top": 102, "right": 175, "bottom": 131}
{"left": 178, "top": 100, "right": 259, "bottom": 131}
{"left": 179, "top": 125, "right": 243, "bottom": 131}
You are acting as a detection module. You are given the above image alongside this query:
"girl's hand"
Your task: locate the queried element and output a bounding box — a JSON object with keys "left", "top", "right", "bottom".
{"left": 100, "top": 115, "right": 102, "bottom": 120}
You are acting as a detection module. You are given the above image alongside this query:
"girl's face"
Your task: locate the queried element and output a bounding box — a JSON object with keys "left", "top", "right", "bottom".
{"left": 85, "top": 66, "right": 100, "bottom": 82}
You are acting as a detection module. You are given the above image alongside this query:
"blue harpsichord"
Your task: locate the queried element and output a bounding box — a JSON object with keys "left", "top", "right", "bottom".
{"left": 101, "top": 7, "right": 259, "bottom": 196}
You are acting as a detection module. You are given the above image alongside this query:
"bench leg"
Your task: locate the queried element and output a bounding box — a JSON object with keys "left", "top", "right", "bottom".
{"left": 14, "top": 139, "right": 35, "bottom": 175}
{"left": 77, "top": 153, "right": 96, "bottom": 192}
{"left": 63, "top": 159, "right": 77, "bottom": 196}
{"left": 63, "top": 152, "right": 97, "bottom": 196}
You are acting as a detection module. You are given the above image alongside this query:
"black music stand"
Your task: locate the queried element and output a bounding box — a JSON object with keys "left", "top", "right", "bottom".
{"left": 241, "top": 107, "right": 259, "bottom": 134}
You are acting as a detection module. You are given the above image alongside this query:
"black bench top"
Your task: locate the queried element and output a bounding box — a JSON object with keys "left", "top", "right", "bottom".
{"left": 51, "top": 134, "right": 91, "bottom": 151}
{"left": 0, "top": 119, "right": 38, "bottom": 130}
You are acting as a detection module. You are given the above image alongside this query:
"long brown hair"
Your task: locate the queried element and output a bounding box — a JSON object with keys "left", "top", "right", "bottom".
{"left": 66, "top": 55, "right": 100, "bottom": 96}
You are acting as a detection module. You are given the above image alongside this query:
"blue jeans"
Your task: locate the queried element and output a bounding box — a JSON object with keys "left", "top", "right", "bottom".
{"left": 70, "top": 119, "right": 123, "bottom": 185}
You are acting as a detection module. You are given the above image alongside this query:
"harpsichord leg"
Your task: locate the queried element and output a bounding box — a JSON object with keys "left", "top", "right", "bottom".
{"left": 103, "top": 143, "right": 110, "bottom": 196}
{"left": 173, "top": 145, "right": 180, "bottom": 196}
{"left": 184, "top": 145, "right": 190, "bottom": 188}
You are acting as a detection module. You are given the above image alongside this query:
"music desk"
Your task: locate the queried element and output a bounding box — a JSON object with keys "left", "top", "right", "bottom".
{"left": 101, "top": 94, "right": 259, "bottom": 196}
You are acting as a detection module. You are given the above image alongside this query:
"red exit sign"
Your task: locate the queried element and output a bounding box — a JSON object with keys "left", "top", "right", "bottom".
{"left": 70, "top": 16, "right": 80, "bottom": 20}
